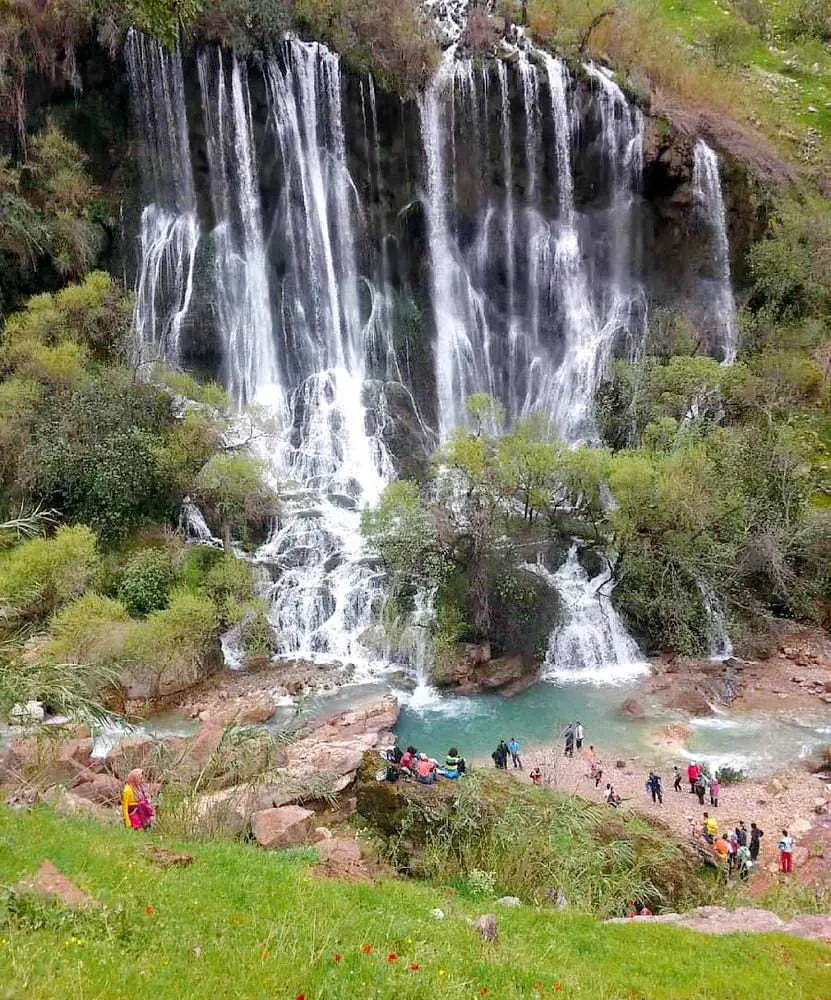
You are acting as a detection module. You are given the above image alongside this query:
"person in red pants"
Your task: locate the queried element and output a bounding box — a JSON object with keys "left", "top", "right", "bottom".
{"left": 778, "top": 829, "right": 794, "bottom": 873}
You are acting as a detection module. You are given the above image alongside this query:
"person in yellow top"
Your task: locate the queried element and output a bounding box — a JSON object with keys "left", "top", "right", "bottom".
{"left": 121, "top": 768, "right": 154, "bottom": 830}
{"left": 703, "top": 811, "right": 718, "bottom": 841}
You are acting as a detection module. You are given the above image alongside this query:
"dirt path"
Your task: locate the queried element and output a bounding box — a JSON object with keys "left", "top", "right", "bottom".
{"left": 496, "top": 744, "right": 830, "bottom": 881}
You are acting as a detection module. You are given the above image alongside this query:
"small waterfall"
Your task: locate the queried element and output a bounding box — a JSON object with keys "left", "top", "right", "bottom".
{"left": 692, "top": 141, "right": 738, "bottom": 364}
{"left": 125, "top": 30, "right": 199, "bottom": 364}
{"left": 198, "top": 48, "right": 282, "bottom": 408}
{"left": 179, "top": 497, "right": 222, "bottom": 546}
{"left": 700, "top": 585, "right": 734, "bottom": 661}
{"left": 524, "top": 547, "right": 647, "bottom": 683}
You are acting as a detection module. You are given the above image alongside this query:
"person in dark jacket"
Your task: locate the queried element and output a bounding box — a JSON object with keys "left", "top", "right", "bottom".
{"left": 647, "top": 771, "right": 663, "bottom": 805}
{"left": 749, "top": 822, "right": 764, "bottom": 861}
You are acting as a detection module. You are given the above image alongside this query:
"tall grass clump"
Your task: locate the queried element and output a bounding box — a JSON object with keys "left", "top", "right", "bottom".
{"left": 368, "top": 771, "right": 711, "bottom": 917}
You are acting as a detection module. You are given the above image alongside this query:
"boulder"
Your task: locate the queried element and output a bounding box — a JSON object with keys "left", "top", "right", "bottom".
{"left": 497, "top": 896, "right": 521, "bottom": 906}
{"left": 251, "top": 804, "right": 315, "bottom": 849}
{"left": 618, "top": 698, "right": 646, "bottom": 719}
{"left": 664, "top": 688, "right": 713, "bottom": 716}
{"left": 16, "top": 860, "right": 99, "bottom": 910}
{"left": 70, "top": 773, "right": 122, "bottom": 806}
{"left": 786, "top": 914, "right": 831, "bottom": 943}
{"left": 202, "top": 696, "right": 276, "bottom": 727}
{"left": 42, "top": 786, "right": 113, "bottom": 822}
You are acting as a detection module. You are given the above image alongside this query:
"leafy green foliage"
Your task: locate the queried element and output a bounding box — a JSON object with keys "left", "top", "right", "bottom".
{"left": 193, "top": 452, "right": 276, "bottom": 552}
{"left": 0, "top": 525, "right": 98, "bottom": 631}
{"left": 117, "top": 548, "right": 176, "bottom": 615}
{"left": 0, "top": 124, "right": 107, "bottom": 311}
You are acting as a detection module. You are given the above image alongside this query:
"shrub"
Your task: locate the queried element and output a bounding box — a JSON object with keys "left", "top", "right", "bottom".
{"left": 42, "top": 591, "right": 132, "bottom": 667}
{"left": 201, "top": 555, "right": 257, "bottom": 622}
{"left": 117, "top": 548, "right": 176, "bottom": 616}
{"left": 0, "top": 525, "right": 99, "bottom": 629}
{"left": 124, "top": 590, "right": 218, "bottom": 678}
{"left": 714, "top": 765, "right": 747, "bottom": 784}
{"left": 783, "top": 0, "right": 831, "bottom": 40}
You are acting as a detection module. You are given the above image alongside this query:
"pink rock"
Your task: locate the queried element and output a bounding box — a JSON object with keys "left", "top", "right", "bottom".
{"left": 251, "top": 805, "right": 315, "bottom": 849}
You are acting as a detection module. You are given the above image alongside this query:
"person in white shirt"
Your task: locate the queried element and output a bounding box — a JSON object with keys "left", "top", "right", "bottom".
{"left": 574, "top": 722, "right": 584, "bottom": 750}
{"left": 778, "top": 829, "right": 794, "bottom": 873}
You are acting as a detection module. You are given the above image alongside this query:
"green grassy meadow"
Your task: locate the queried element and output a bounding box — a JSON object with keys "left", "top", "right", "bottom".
{"left": 0, "top": 806, "right": 828, "bottom": 1000}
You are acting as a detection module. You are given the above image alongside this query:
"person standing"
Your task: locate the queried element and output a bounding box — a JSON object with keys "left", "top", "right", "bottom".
{"left": 749, "top": 822, "right": 764, "bottom": 862}
{"left": 687, "top": 762, "right": 700, "bottom": 793}
{"left": 507, "top": 737, "right": 523, "bottom": 770}
{"left": 778, "top": 829, "right": 794, "bottom": 873}
{"left": 737, "top": 842, "right": 751, "bottom": 880}
{"left": 673, "top": 766, "right": 683, "bottom": 792}
{"left": 709, "top": 775, "right": 720, "bottom": 808}
{"left": 574, "top": 721, "right": 584, "bottom": 751}
{"left": 736, "top": 823, "right": 747, "bottom": 847}
{"left": 121, "top": 769, "right": 154, "bottom": 830}
{"left": 703, "top": 811, "right": 718, "bottom": 843}
{"left": 563, "top": 723, "right": 575, "bottom": 757}
{"left": 694, "top": 773, "right": 707, "bottom": 806}
{"left": 647, "top": 771, "right": 663, "bottom": 805}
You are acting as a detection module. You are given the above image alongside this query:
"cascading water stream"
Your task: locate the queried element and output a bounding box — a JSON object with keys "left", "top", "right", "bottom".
{"left": 197, "top": 48, "right": 282, "bottom": 408}
{"left": 692, "top": 140, "right": 739, "bottom": 364}
{"left": 200, "top": 39, "right": 395, "bottom": 671}
{"left": 125, "top": 30, "right": 199, "bottom": 364}
{"left": 524, "top": 547, "right": 648, "bottom": 683}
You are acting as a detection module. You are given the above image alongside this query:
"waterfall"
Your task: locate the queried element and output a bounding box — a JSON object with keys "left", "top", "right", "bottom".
{"left": 700, "top": 584, "right": 734, "bottom": 661}
{"left": 524, "top": 547, "right": 647, "bottom": 683}
{"left": 202, "top": 39, "right": 395, "bottom": 669}
{"left": 692, "top": 141, "right": 739, "bottom": 364}
{"left": 125, "top": 30, "right": 199, "bottom": 364}
{"left": 197, "top": 48, "right": 282, "bottom": 408}
{"left": 419, "top": 48, "right": 644, "bottom": 443}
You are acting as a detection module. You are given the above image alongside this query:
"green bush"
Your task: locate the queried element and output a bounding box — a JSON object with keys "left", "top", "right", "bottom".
{"left": 0, "top": 525, "right": 99, "bottom": 629}
{"left": 123, "top": 589, "right": 218, "bottom": 677}
{"left": 42, "top": 591, "right": 132, "bottom": 668}
{"left": 201, "top": 555, "right": 257, "bottom": 622}
{"left": 117, "top": 548, "right": 176, "bottom": 616}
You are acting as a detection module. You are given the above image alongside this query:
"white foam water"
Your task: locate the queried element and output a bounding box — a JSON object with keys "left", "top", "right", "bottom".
{"left": 524, "top": 546, "right": 648, "bottom": 684}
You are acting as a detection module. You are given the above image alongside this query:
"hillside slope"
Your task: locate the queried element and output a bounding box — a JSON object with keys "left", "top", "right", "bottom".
{"left": 0, "top": 806, "right": 828, "bottom": 1000}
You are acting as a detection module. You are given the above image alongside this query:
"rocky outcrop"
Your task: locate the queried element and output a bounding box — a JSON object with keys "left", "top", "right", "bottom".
{"left": 607, "top": 905, "right": 831, "bottom": 943}
{"left": 251, "top": 804, "right": 315, "bottom": 849}
{"left": 16, "top": 860, "right": 100, "bottom": 910}
{"left": 433, "top": 643, "right": 538, "bottom": 695}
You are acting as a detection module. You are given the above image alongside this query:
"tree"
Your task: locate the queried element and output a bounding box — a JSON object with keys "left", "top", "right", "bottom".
{"left": 193, "top": 452, "right": 276, "bottom": 553}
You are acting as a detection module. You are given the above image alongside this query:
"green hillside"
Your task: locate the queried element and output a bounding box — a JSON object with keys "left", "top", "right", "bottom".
{"left": 0, "top": 805, "right": 828, "bottom": 1000}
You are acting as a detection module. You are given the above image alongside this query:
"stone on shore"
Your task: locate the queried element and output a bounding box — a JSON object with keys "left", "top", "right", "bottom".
{"left": 251, "top": 804, "right": 315, "bottom": 849}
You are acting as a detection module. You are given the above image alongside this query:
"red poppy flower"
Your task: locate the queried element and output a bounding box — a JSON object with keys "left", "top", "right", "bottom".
{"left": 333, "top": 953, "right": 342, "bottom": 963}
{"left": 144, "top": 906, "right": 154, "bottom": 916}
{"left": 553, "top": 985, "right": 563, "bottom": 993}
{"left": 480, "top": 990, "right": 490, "bottom": 996}
{"left": 294, "top": 995, "right": 305, "bottom": 1000}
{"left": 408, "top": 963, "right": 420, "bottom": 971}
{"left": 387, "top": 953, "right": 398, "bottom": 962}
{"left": 360, "top": 944, "right": 372, "bottom": 954}
{"left": 260, "top": 949, "right": 269, "bottom": 959}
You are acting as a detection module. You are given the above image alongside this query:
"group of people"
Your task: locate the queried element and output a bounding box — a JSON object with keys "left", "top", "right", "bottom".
{"left": 491, "top": 738, "right": 523, "bottom": 770}
{"left": 384, "top": 745, "right": 468, "bottom": 783}
{"left": 676, "top": 762, "right": 721, "bottom": 806}
{"left": 688, "top": 816, "right": 771, "bottom": 877}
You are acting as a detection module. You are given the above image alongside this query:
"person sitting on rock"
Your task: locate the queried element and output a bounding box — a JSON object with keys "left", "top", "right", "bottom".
{"left": 399, "top": 746, "right": 417, "bottom": 774}
{"left": 415, "top": 753, "right": 437, "bottom": 785}
{"left": 529, "top": 767, "right": 542, "bottom": 785}
{"left": 604, "top": 783, "right": 620, "bottom": 808}
{"left": 627, "top": 899, "right": 653, "bottom": 917}
{"left": 444, "top": 747, "right": 465, "bottom": 779}
{"left": 121, "top": 768, "right": 154, "bottom": 831}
